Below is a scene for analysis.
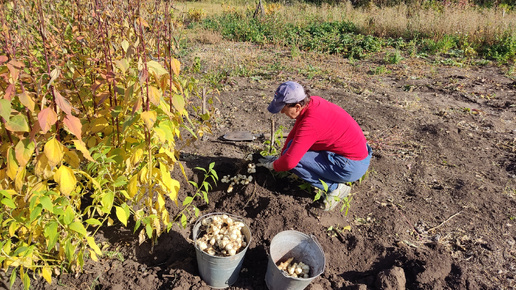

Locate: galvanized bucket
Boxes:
[193,212,252,289]
[265,230,325,290]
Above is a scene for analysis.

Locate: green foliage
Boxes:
[260,125,287,156]
[199,2,516,62]
[371,65,391,75]
[180,162,218,228]
[0,0,213,287]
[385,50,404,64]
[202,13,380,60]
[484,33,516,62]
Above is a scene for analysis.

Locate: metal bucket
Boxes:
[265,230,325,290]
[192,212,252,289]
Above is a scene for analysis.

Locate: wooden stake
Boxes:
[269,118,275,153]
[253,0,265,18]
[202,88,206,115]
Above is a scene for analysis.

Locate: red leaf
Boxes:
[38,107,57,133]
[63,114,82,140]
[0,55,8,65]
[54,89,72,115]
[4,84,15,101]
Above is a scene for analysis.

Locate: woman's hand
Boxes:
[257,156,277,170]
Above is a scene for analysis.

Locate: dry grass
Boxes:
[177,1,516,43]
[360,4,516,42]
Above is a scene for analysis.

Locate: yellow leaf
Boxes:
[160,164,179,204]
[30,182,48,196]
[73,139,95,162]
[170,58,181,76]
[160,148,177,163]
[147,60,168,77]
[90,250,98,262]
[137,17,149,28]
[41,266,52,284]
[86,236,102,255]
[115,206,128,226]
[18,91,35,112]
[15,139,35,168]
[139,167,148,184]
[87,117,109,134]
[128,175,138,198]
[129,147,144,167]
[121,40,130,52]
[44,137,64,168]
[115,59,129,74]
[63,149,80,168]
[138,229,146,245]
[9,222,18,236]
[153,215,161,235]
[5,114,29,132]
[87,136,98,148]
[153,127,167,144]
[172,94,185,113]
[167,179,180,203]
[6,147,18,180]
[15,167,26,192]
[54,165,77,195]
[147,86,161,106]
[157,193,165,210]
[141,110,157,130]
[34,154,53,179]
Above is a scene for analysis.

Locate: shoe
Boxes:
[323,183,351,211]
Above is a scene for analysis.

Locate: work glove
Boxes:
[257,156,277,170]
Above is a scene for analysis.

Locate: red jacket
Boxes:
[273,96,368,172]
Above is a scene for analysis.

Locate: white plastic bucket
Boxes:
[192,212,252,289]
[265,230,325,290]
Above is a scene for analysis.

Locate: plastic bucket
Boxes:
[192,212,252,289]
[265,230,325,290]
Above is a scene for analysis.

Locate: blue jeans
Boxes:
[284,141,373,191]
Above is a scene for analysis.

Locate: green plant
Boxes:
[372,65,391,75]
[193,56,202,73]
[176,162,218,228]
[310,180,352,214]
[104,248,125,262]
[290,44,301,58]
[386,50,404,64]
[326,224,351,238]
[260,125,287,156]
[299,64,322,79]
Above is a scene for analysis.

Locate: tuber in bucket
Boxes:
[265,230,325,290]
[193,212,252,289]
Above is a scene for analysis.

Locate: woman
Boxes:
[258,81,372,211]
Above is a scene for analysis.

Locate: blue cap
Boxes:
[267,81,307,114]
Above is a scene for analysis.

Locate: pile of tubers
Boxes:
[277,257,310,278]
[195,214,247,257]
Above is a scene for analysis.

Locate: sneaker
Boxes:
[323,183,351,211]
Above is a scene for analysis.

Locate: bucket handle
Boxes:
[309,234,326,273]
[309,234,323,251]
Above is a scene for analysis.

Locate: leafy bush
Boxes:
[0,0,214,288]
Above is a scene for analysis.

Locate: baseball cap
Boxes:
[267,81,307,114]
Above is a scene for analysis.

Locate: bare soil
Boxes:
[8,40,516,290]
